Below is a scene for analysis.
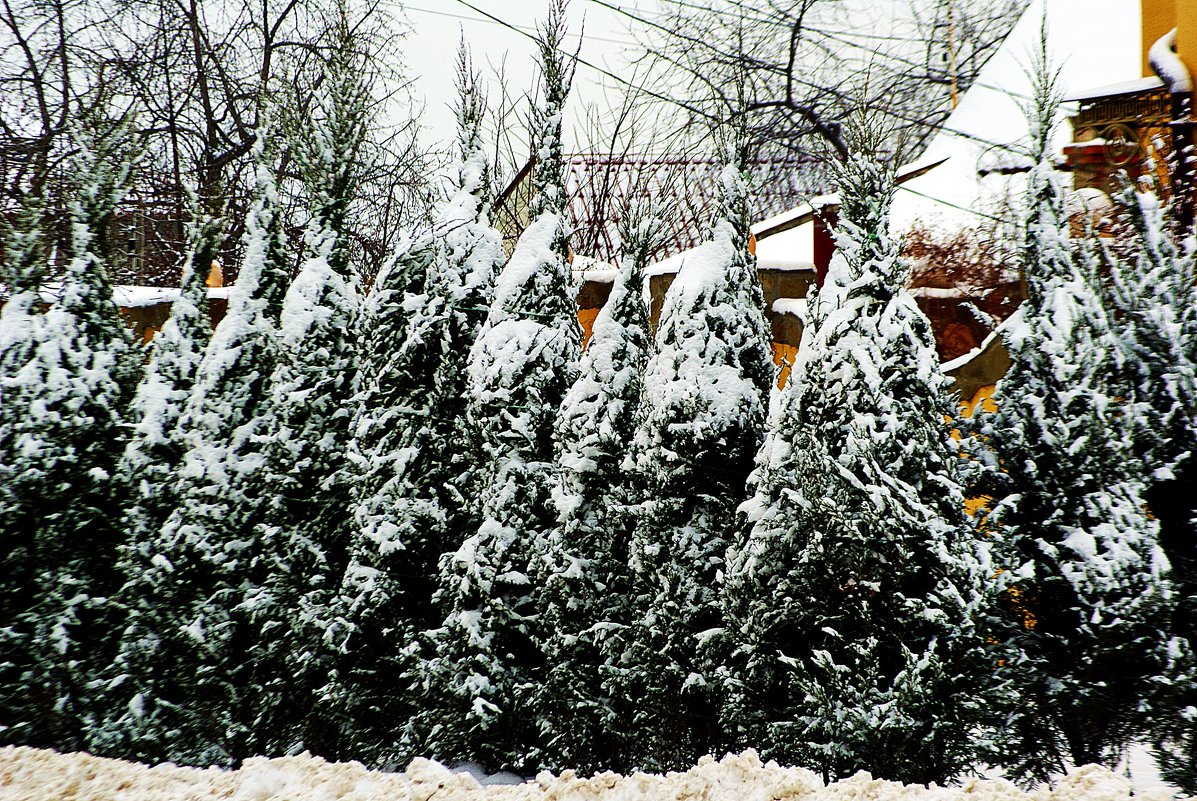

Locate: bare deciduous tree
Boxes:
[606,0,1025,182]
[1,0,437,288]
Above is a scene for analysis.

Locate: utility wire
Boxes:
[585,0,1031,157]
[451,0,733,138]
[406,4,638,47]
[458,0,1038,226]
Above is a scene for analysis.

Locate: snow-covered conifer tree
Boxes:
[0,191,49,520]
[0,117,141,749]
[324,43,505,765]
[96,126,290,766]
[0,192,51,746]
[117,193,222,558]
[243,12,378,755]
[966,49,1176,780]
[719,113,1002,784]
[407,1,581,772]
[1102,178,1197,792]
[1105,183,1197,479]
[533,201,659,772]
[617,128,774,771]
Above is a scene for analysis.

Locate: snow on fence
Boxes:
[0,747,1179,801]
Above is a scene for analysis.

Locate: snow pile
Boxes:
[0,747,1179,801]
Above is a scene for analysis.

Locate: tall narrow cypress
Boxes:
[617,130,774,771]
[0,119,141,750]
[534,202,659,773]
[100,127,290,766]
[323,43,504,764]
[967,47,1176,780]
[720,114,1003,784]
[408,1,581,772]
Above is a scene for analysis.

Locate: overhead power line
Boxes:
[451,0,1042,227]
[405,4,637,47]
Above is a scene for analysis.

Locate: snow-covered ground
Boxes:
[0,747,1182,801]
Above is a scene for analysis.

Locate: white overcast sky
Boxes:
[397,0,660,153]
[393,0,947,159]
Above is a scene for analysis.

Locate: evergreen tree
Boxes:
[244,12,372,757]
[719,114,1002,784]
[0,118,141,750]
[407,1,580,772]
[325,43,504,765]
[0,191,52,746]
[533,202,659,773]
[1102,182,1197,791]
[117,192,222,561]
[618,130,774,771]
[0,190,49,538]
[0,186,47,296]
[97,127,290,766]
[966,50,1176,780]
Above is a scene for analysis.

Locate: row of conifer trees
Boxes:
[2,7,1197,787]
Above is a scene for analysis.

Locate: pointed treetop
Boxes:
[241,116,290,325]
[529,0,577,220]
[289,2,374,279]
[618,195,662,288]
[67,110,141,237]
[455,40,487,167]
[825,111,903,297]
[709,120,754,253]
[1024,19,1064,169]
[1,191,47,293]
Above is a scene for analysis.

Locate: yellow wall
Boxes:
[1179,0,1197,72]
[1142,0,1197,80]
[1143,0,1175,76]
[578,308,600,348]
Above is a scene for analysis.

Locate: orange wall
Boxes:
[1143,0,1197,80]
[1180,0,1197,73]
[1144,0,1175,76]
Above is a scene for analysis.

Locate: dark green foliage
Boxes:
[96,132,290,766]
[244,15,374,756]
[323,44,504,765]
[720,116,1002,784]
[0,119,141,750]
[533,204,658,773]
[1099,183,1197,792]
[616,133,774,772]
[118,196,223,564]
[408,4,581,772]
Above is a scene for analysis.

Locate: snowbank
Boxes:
[0,747,1179,801]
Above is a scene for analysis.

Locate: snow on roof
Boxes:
[646,247,814,278]
[574,268,618,284]
[749,160,946,242]
[760,259,816,273]
[646,210,819,278]
[1066,75,1165,102]
[117,286,232,306]
[29,284,233,307]
[772,297,808,317]
[750,194,838,238]
[572,255,618,284]
[113,286,182,307]
[646,247,691,278]
[941,319,1008,373]
[889,0,1141,232]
